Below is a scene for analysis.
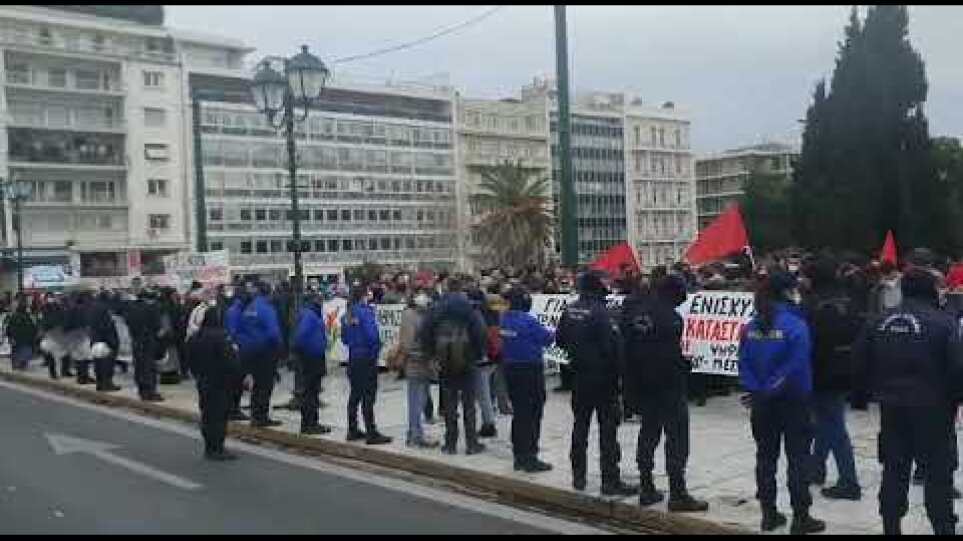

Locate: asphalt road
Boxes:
[0,381,603,535]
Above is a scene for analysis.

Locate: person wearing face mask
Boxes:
[398,289,438,448]
[853,268,963,536]
[341,285,392,445]
[226,281,283,427]
[293,292,331,436]
[621,273,709,512]
[738,270,824,534]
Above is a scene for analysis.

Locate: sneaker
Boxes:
[366,432,392,445]
[228,411,250,422]
[639,485,665,507]
[441,445,457,455]
[251,419,283,428]
[790,514,826,535]
[821,483,861,501]
[465,442,486,455]
[346,429,367,442]
[761,509,787,532]
[601,481,640,497]
[668,493,709,512]
[300,425,332,435]
[573,478,587,492]
[478,424,497,438]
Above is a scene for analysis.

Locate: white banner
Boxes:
[322,300,406,368]
[163,250,231,289]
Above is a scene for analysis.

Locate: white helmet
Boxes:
[91,342,112,359]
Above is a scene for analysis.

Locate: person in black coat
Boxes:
[620,274,708,512]
[6,297,37,371]
[87,292,120,392]
[123,291,164,402]
[187,305,241,461]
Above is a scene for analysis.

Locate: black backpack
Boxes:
[434,320,472,378]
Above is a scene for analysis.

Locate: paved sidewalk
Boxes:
[3,357,962,535]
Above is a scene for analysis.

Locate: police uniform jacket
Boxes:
[556,293,622,391]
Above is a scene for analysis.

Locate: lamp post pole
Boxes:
[14,190,23,295]
[555,5,578,268]
[283,86,304,305]
[192,90,208,253]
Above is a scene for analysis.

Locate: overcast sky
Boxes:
[167,5,963,153]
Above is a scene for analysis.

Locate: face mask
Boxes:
[413,294,430,308]
[787,289,802,305]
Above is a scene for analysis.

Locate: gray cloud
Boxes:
[167,5,963,153]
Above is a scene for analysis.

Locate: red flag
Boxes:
[684,203,749,265]
[590,242,640,276]
[880,230,898,266]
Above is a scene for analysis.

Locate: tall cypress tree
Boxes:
[793,5,936,254]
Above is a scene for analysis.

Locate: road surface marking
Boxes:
[4,380,609,535]
[45,433,203,491]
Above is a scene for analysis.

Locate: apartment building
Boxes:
[455,94,552,272]
[189,73,460,283]
[695,142,797,230]
[0,5,219,289]
[624,102,696,266]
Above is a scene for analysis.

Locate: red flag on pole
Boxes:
[880,230,898,266]
[590,242,640,277]
[684,203,750,265]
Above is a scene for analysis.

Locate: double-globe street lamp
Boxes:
[1,176,32,295]
[249,45,330,309]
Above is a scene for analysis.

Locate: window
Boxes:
[240,209,252,221]
[634,126,640,145]
[269,209,282,221]
[144,108,166,127]
[209,241,223,251]
[314,240,325,252]
[209,208,223,221]
[8,62,30,84]
[650,126,658,146]
[149,214,170,230]
[143,70,164,88]
[341,209,351,222]
[368,210,377,222]
[674,129,681,148]
[313,209,324,221]
[145,143,170,161]
[326,209,338,222]
[271,240,283,253]
[75,70,100,90]
[48,68,66,88]
[342,239,353,252]
[659,127,665,147]
[255,209,266,221]
[256,240,268,254]
[240,241,252,254]
[147,179,168,197]
[328,239,339,252]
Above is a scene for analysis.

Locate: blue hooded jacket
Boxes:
[738,302,813,399]
[340,302,381,363]
[293,302,327,361]
[500,310,555,366]
[226,295,282,356]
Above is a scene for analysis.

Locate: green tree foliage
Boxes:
[470,160,553,269]
[932,137,963,256]
[793,6,945,254]
[742,170,793,254]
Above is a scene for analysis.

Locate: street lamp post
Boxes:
[2,176,32,294]
[250,45,330,311]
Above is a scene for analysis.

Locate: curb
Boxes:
[0,370,750,535]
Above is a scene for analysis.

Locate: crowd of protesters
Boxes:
[4,246,963,535]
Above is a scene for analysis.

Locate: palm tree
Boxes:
[470,160,553,269]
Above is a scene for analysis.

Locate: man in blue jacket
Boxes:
[226,281,283,428]
[293,293,331,436]
[341,286,391,445]
[738,270,824,534]
[500,286,555,473]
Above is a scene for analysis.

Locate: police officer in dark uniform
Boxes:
[853,268,963,535]
[123,290,164,402]
[621,274,709,511]
[556,270,638,496]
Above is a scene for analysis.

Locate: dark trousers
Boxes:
[505,363,545,462]
[750,396,812,513]
[197,378,229,455]
[292,354,305,403]
[94,354,116,390]
[133,343,158,397]
[347,360,379,432]
[441,370,478,448]
[558,363,574,390]
[299,356,324,429]
[878,404,956,534]
[248,352,278,422]
[637,390,690,492]
[76,359,92,381]
[45,352,71,379]
[570,383,622,486]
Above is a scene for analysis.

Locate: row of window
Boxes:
[208,206,453,226]
[632,152,690,178]
[203,171,455,197]
[631,124,687,149]
[201,139,454,175]
[636,182,691,208]
[463,111,545,134]
[697,177,744,195]
[213,234,453,255]
[202,108,452,148]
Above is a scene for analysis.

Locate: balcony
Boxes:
[0,26,176,64]
[3,71,125,96]
[7,111,125,134]
[8,128,126,168]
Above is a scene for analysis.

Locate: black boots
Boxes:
[638,475,664,507]
[668,492,709,513]
[601,480,640,497]
[883,516,901,536]
[761,507,787,532]
[790,511,826,535]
